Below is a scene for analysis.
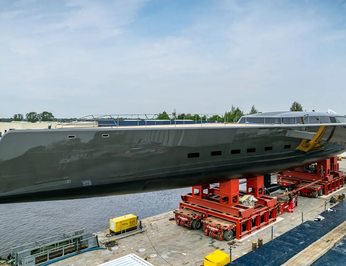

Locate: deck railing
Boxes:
[56,113,230,128]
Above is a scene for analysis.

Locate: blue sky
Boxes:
[1,0,346,117]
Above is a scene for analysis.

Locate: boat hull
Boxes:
[0,124,345,203]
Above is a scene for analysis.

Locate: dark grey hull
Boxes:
[0,124,345,203]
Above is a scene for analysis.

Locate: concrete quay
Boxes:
[51,186,346,266]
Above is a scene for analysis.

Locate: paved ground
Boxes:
[52,180,346,265]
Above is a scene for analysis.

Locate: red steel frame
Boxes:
[278,157,344,197]
[175,157,345,240]
[177,175,277,240]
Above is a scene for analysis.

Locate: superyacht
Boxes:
[0,111,345,203]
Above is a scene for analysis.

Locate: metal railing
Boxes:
[56,113,231,128]
[10,229,85,256]
[10,229,98,266]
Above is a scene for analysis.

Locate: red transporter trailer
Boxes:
[174,157,345,241]
[278,157,344,197]
[174,176,277,241]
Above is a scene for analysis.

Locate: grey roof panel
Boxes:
[243,111,332,118]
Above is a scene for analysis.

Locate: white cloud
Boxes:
[0,0,346,117]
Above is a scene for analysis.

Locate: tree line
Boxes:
[157,105,253,123]
[157,101,303,122]
[10,101,303,123]
[13,111,55,122]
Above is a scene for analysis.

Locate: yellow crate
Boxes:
[204,250,230,266]
[109,214,138,234]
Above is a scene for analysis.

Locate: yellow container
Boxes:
[204,250,230,266]
[109,214,138,234]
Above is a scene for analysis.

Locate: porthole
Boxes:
[187,152,200,158]
[231,149,241,154]
[211,151,222,156]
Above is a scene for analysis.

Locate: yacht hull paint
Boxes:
[0,124,345,203]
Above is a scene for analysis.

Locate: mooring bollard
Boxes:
[258,238,263,247]
[252,241,257,251]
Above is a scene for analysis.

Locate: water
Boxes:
[312,237,346,266]
[0,187,190,256]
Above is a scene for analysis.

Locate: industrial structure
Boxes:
[9,230,98,266]
[174,156,345,241]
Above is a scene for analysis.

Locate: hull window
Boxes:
[336,116,346,123]
[188,152,200,158]
[211,151,222,156]
[309,116,320,123]
[247,148,256,153]
[282,117,295,124]
[231,149,241,154]
[247,117,265,124]
[68,135,76,139]
[102,134,110,138]
[264,146,273,151]
[320,116,331,123]
[264,118,281,124]
[284,144,291,149]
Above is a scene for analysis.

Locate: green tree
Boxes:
[224,106,244,122]
[40,111,55,121]
[177,113,185,119]
[209,114,223,122]
[250,105,258,114]
[191,114,201,121]
[157,111,170,120]
[177,113,194,120]
[26,112,39,122]
[13,113,24,121]
[290,101,303,111]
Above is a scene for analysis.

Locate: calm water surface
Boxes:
[0,187,190,256]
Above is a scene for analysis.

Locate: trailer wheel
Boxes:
[223,230,234,241]
[191,219,202,230]
[312,191,318,198]
[318,190,323,196]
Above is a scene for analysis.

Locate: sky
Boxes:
[1,0,346,118]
